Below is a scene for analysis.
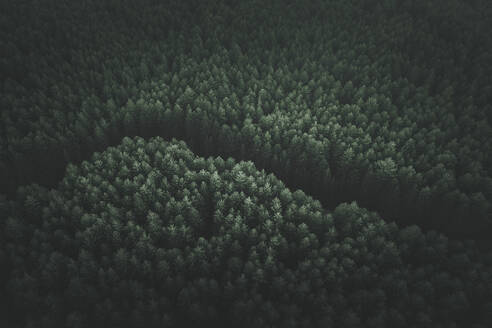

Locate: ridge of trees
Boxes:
[2,136,492,327]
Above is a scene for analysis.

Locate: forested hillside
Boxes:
[1,0,492,327]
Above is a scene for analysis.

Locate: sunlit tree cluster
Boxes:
[2,137,492,327]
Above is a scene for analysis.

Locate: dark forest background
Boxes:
[1,0,492,327]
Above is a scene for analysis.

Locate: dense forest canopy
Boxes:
[1,0,492,327]
[2,137,492,327]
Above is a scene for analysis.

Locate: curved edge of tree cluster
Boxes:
[2,136,492,328]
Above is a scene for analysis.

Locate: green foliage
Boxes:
[1,0,491,238]
[1,0,492,326]
[2,137,492,327]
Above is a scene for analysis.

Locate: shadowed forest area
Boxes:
[1,0,492,327]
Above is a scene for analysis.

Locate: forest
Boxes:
[1,0,492,327]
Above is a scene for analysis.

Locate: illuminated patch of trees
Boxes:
[2,137,491,327]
